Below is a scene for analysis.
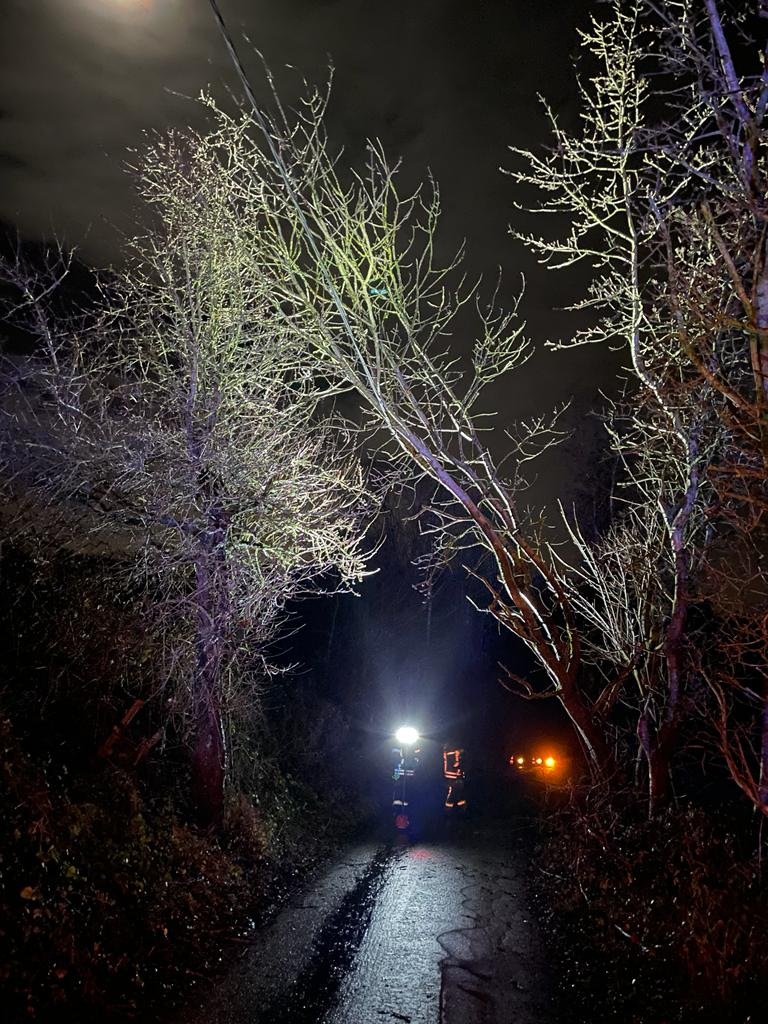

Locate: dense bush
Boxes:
[0,701,371,1023]
[0,548,374,1022]
[1,716,239,1020]
[534,785,766,1022]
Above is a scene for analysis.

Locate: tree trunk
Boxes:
[190,503,229,829]
[647,740,672,813]
[559,680,615,778]
[191,697,226,828]
[760,677,768,812]
[642,457,695,815]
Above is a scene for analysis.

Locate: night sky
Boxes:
[0,0,610,751]
[0,1,613,409]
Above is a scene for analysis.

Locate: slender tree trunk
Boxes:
[646,742,672,812]
[647,551,688,812]
[191,695,226,828]
[756,260,768,404]
[754,248,768,478]
[559,677,614,778]
[760,676,768,811]
[190,509,229,828]
[638,549,688,815]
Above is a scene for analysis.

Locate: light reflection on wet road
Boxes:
[177,806,553,1024]
[330,840,469,1024]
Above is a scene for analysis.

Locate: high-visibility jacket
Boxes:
[443,748,465,780]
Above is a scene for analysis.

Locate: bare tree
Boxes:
[141,89,620,773]
[508,0,768,810]
[0,129,377,825]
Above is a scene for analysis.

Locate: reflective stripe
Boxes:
[443,749,464,778]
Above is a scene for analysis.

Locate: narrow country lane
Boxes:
[176,795,554,1024]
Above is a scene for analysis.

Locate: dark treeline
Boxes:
[2,1,768,1021]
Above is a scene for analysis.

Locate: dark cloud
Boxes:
[0,151,26,171]
[1,1,590,252]
[0,0,616,451]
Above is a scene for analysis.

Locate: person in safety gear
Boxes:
[443,742,467,812]
[392,743,420,829]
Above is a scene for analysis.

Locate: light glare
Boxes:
[395,726,419,746]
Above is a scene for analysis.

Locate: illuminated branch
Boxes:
[0,141,379,824]
[508,0,768,811]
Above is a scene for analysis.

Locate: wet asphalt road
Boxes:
[177,790,554,1024]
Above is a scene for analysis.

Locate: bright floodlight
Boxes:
[395,726,419,746]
